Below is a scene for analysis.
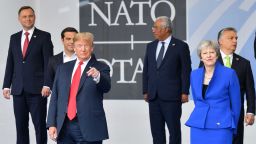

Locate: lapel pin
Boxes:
[172,43,176,46]
[33,35,37,38]
[236,58,239,61]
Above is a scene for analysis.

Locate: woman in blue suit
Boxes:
[186,40,241,144]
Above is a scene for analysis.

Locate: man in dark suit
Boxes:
[2,6,53,144]
[45,27,78,89]
[143,16,191,144]
[199,27,255,144]
[218,27,255,144]
[47,32,111,144]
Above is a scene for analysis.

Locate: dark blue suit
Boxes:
[143,37,191,144]
[3,28,53,144]
[45,52,63,89]
[47,55,110,142]
[186,62,241,144]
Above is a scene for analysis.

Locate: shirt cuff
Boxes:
[246,113,254,116]
[43,86,50,89]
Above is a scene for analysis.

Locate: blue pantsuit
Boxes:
[186,62,241,144]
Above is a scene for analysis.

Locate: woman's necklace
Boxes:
[204,73,213,80]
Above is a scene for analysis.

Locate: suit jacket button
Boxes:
[22,61,25,63]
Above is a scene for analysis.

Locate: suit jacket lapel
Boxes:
[151,41,158,69]
[207,61,220,91]
[218,52,239,68]
[78,55,97,92]
[231,53,239,69]
[159,37,176,68]
[57,52,64,64]
[65,61,75,99]
[197,67,204,100]
[16,31,23,59]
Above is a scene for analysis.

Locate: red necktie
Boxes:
[23,32,30,58]
[67,61,83,120]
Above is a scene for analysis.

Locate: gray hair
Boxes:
[155,16,173,33]
[197,40,219,59]
[217,27,237,42]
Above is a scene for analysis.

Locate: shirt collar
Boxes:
[220,49,233,59]
[160,35,172,45]
[75,56,91,66]
[63,51,76,59]
[22,27,35,35]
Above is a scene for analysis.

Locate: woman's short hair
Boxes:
[197,40,219,59]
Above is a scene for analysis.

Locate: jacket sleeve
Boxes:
[46,66,60,128]
[180,43,192,94]
[229,70,241,134]
[245,61,255,114]
[142,44,149,94]
[96,63,111,93]
[3,36,14,89]
[45,57,55,89]
[43,33,54,86]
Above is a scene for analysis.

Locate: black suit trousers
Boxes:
[233,108,245,144]
[149,96,182,144]
[13,91,47,144]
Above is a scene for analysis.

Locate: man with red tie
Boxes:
[2,6,53,144]
[47,32,111,144]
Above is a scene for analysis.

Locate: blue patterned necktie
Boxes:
[157,42,165,68]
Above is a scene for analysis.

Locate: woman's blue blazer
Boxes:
[186,61,241,134]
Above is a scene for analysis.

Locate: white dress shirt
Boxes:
[63,52,77,63]
[156,35,172,60]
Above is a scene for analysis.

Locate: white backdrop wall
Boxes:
[0,0,255,144]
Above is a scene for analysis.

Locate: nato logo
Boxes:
[79,0,186,99]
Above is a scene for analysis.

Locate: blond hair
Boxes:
[74,32,94,46]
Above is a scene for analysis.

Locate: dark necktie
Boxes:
[157,42,165,68]
[23,32,30,58]
[67,61,83,120]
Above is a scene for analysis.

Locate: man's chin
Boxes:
[153,36,159,39]
[232,47,237,52]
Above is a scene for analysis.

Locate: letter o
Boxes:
[151,0,176,22]
[97,58,113,77]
